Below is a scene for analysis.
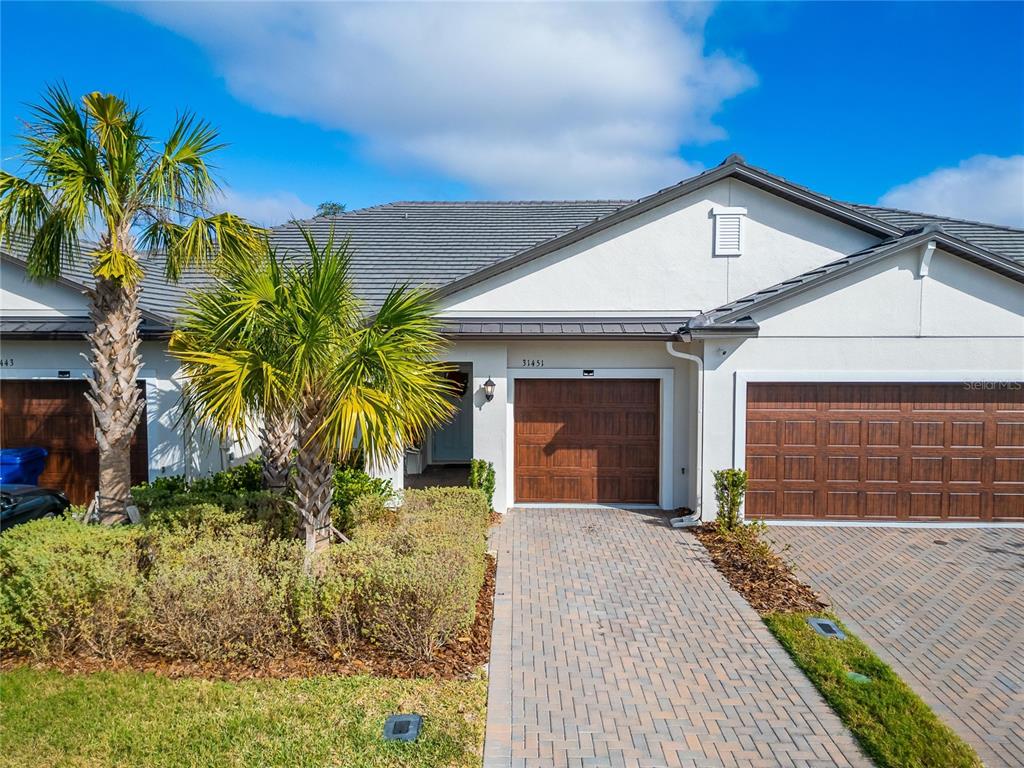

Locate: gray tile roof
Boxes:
[442,317,687,339]
[852,204,1024,263]
[268,200,631,306]
[3,158,1021,334]
[695,228,1024,329]
[1,240,209,322]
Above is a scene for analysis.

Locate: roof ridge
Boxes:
[852,203,1024,233]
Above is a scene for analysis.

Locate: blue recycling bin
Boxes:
[0,447,49,485]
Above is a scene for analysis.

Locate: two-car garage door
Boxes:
[746,382,1024,522]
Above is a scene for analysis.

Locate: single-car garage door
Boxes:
[746,382,1024,522]
[0,380,149,505]
[515,378,659,504]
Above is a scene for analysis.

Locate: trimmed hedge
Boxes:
[139,526,303,660]
[0,487,490,663]
[0,518,142,658]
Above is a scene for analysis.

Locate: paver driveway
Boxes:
[484,508,868,768]
[768,526,1024,768]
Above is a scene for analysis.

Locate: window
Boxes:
[712,206,746,256]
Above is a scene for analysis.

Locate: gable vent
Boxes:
[712,206,747,256]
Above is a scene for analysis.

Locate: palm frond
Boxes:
[145,112,224,210]
[0,172,50,242]
[145,212,263,281]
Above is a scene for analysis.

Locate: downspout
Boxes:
[665,338,703,528]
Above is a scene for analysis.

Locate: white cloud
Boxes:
[125,2,755,198]
[213,188,315,227]
[879,155,1024,228]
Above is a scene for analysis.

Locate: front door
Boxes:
[431,369,473,462]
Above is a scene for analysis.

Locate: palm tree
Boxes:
[170,229,456,552]
[0,86,263,516]
[170,251,295,492]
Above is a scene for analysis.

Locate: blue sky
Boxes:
[2,1,1022,226]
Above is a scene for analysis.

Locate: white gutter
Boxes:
[665,340,704,528]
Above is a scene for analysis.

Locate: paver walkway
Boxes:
[768,526,1024,768]
[484,508,868,767]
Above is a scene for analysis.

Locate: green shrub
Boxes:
[357,542,482,659]
[133,459,297,538]
[712,468,748,532]
[352,488,488,659]
[331,466,393,535]
[296,546,365,659]
[143,503,245,534]
[468,459,496,511]
[0,518,141,658]
[138,526,302,661]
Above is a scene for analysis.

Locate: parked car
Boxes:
[0,484,70,531]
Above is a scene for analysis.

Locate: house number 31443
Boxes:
[521,358,544,368]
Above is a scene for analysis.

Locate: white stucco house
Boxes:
[2,156,1023,523]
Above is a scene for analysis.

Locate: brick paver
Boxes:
[768,526,1024,768]
[484,508,868,768]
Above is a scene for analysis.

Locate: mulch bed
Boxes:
[1,555,496,683]
[692,523,827,615]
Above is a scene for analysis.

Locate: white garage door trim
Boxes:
[506,368,674,510]
[733,369,1024,528]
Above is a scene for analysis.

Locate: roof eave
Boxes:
[705,230,1024,326]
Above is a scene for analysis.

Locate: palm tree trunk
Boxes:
[261,406,294,492]
[295,398,334,554]
[84,272,145,519]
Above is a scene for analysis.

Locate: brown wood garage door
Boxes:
[745,382,1024,522]
[514,378,659,504]
[0,380,149,505]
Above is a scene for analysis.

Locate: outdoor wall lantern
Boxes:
[483,377,496,402]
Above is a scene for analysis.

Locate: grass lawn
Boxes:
[764,612,981,768]
[0,667,486,768]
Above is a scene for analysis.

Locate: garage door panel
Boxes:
[995,458,1024,483]
[826,455,859,482]
[781,490,817,516]
[993,494,1024,520]
[949,493,983,518]
[746,381,1024,522]
[514,378,659,505]
[623,444,657,470]
[826,491,859,518]
[782,455,816,481]
[746,419,778,447]
[866,456,899,482]
[909,493,943,518]
[949,457,983,483]
[950,421,985,447]
[912,421,946,447]
[995,422,1024,448]
[866,420,900,447]
[826,420,860,447]
[746,454,777,481]
[783,420,816,446]
[863,492,898,518]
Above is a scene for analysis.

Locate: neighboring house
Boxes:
[2,155,1022,522]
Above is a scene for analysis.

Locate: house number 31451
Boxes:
[521,358,544,368]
